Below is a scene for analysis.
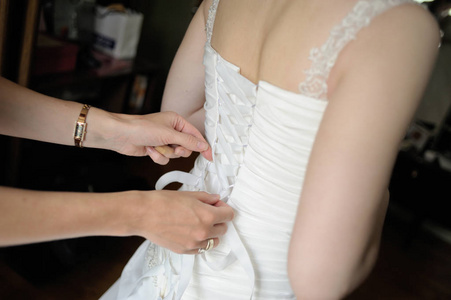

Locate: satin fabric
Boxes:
[100,0,414,299]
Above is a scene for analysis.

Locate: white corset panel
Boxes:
[99,1,419,299]
[179,45,328,299]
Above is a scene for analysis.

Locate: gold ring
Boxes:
[205,238,214,251]
[198,238,215,254]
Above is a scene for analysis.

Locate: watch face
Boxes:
[75,122,86,139]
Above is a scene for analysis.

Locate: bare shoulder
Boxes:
[367,3,440,75]
[334,2,441,82]
[375,3,440,48]
[329,2,441,108]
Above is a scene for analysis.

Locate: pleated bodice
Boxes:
[100,1,417,299]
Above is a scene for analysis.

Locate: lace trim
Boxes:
[299,0,414,101]
[206,0,220,44]
[205,0,415,101]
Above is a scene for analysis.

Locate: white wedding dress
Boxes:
[101,0,415,299]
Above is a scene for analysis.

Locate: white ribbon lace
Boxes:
[155,165,256,299]
[153,53,257,297]
[107,1,421,299]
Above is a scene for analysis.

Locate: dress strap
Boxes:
[206,0,220,45]
[299,0,415,101]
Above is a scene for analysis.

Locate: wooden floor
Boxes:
[1,155,451,299]
[348,211,451,300]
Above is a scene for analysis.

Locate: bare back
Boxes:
[114,0,441,299]
[205,0,427,97]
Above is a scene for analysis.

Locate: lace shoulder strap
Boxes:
[299,0,415,101]
[206,0,220,45]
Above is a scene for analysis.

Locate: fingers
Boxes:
[173,114,206,141]
[191,192,234,223]
[148,145,193,163]
[201,237,219,251]
[184,237,221,255]
[208,238,220,250]
[213,199,230,207]
[155,112,213,161]
[153,145,193,161]
[183,193,231,255]
[211,222,228,237]
[170,115,213,161]
[147,191,232,255]
[195,192,221,205]
[200,148,213,161]
[173,145,193,158]
[154,145,178,158]
[177,133,213,161]
[211,205,235,223]
[154,145,173,155]
[172,131,212,160]
[146,146,169,165]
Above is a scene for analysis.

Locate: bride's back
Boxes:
[205,0,424,97]
[207,0,360,93]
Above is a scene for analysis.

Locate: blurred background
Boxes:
[0,0,450,299]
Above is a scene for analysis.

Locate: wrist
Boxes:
[102,190,146,237]
[73,104,91,147]
[115,191,153,236]
[82,107,123,151]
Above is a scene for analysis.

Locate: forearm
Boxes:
[161,105,206,135]
[0,77,118,149]
[0,186,233,254]
[0,186,137,246]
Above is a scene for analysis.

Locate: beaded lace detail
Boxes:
[205,0,414,101]
[206,0,220,44]
[299,0,414,101]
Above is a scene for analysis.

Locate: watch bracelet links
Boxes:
[74,104,91,148]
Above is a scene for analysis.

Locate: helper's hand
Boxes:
[109,111,212,164]
[131,190,233,254]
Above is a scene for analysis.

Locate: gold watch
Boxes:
[74,104,91,148]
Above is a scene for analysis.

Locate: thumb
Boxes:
[194,192,221,205]
[172,131,213,161]
[171,115,213,160]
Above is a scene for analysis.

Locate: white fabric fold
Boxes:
[100,1,415,299]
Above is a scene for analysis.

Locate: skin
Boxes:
[0,187,232,254]
[161,0,440,298]
[0,76,234,254]
[0,77,213,164]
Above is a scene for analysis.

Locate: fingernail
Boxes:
[146,146,155,154]
[175,149,185,156]
[197,141,208,151]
